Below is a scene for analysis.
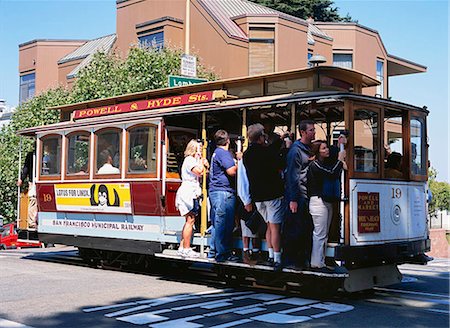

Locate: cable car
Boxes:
[18,66,430,292]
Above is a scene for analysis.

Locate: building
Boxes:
[0,100,14,128]
[18,0,426,102]
[18,39,87,103]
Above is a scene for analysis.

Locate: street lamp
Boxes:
[309,54,327,67]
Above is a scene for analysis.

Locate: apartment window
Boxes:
[307,52,313,68]
[333,54,353,69]
[19,73,35,104]
[138,31,164,49]
[249,27,275,75]
[376,60,384,97]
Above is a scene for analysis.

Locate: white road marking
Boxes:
[172,299,232,311]
[232,293,284,301]
[401,276,418,283]
[374,287,449,299]
[265,297,317,306]
[201,301,233,309]
[83,301,138,312]
[209,319,253,328]
[105,304,152,317]
[311,311,338,318]
[426,309,450,315]
[251,313,312,324]
[0,318,34,328]
[94,291,355,326]
[149,315,204,328]
[278,306,310,314]
[117,310,171,325]
[204,304,262,317]
[311,302,354,312]
[234,307,267,315]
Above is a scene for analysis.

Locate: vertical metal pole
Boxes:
[185,0,190,55]
[200,112,208,256]
[290,103,296,138]
[16,137,22,226]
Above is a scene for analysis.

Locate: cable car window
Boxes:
[96,129,121,175]
[166,128,197,179]
[67,133,90,175]
[128,126,157,174]
[41,136,61,176]
[354,110,378,173]
[384,109,403,179]
[410,117,426,175]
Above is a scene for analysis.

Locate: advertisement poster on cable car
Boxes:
[54,183,132,214]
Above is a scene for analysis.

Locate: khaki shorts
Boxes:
[255,197,284,224]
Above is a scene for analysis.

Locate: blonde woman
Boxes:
[175,139,208,257]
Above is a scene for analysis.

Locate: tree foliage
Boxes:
[70,46,216,103]
[0,88,69,221]
[249,0,353,22]
[428,168,450,215]
[0,45,217,222]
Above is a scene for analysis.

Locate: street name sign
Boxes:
[168,75,207,87]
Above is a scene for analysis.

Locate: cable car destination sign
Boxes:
[73,90,225,120]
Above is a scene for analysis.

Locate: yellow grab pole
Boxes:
[200,112,208,255]
[242,108,248,151]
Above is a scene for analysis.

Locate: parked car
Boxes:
[0,223,42,249]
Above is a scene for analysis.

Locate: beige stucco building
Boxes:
[18,0,426,103]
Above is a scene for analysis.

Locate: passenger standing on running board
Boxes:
[242,124,285,270]
[17,142,37,229]
[284,120,316,269]
[175,139,209,258]
[209,130,240,263]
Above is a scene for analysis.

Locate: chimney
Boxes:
[306,16,314,23]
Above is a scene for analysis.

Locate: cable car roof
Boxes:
[18,90,427,136]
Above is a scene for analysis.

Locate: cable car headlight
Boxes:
[391,204,401,225]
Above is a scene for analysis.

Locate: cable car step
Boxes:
[154,252,348,278]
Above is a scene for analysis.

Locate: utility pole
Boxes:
[185,0,190,55]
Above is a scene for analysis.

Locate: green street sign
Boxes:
[168,75,207,88]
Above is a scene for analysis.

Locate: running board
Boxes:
[153,252,348,278]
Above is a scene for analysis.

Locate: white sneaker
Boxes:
[177,246,184,256]
[182,248,200,258]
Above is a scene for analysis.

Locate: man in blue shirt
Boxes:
[209,130,239,262]
[284,120,316,268]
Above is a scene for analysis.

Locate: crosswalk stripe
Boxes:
[0,318,34,328]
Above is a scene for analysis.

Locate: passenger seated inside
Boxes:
[385,152,403,179]
[98,149,120,174]
[41,144,57,175]
[129,144,147,171]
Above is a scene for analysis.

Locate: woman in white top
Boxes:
[175,139,208,257]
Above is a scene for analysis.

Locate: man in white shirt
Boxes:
[98,149,120,174]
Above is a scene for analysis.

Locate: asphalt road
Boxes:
[0,246,448,328]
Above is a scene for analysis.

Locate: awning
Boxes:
[387,54,427,77]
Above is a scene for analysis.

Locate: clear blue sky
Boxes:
[0,0,448,181]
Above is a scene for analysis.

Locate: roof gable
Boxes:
[197,0,330,44]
